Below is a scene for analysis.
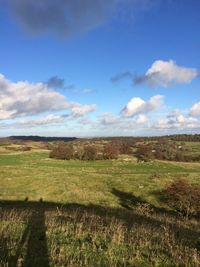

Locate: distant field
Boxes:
[1,150,200,266]
[177,142,200,159]
[1,151,200,206]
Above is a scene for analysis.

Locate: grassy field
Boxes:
[1,150,200,266]
[181,141,200,158]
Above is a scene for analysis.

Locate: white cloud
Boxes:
[97,112,149,133]
[135,114,148,124]
[19,114,65,128]
[70,103,96,117]
[0,73,96,120]
[0,114,65,129]
[0,73,68,119]
[154,111,199,130]
[135,60,198,87]
[121,95,163,117]
[190,102,200,117]
[99,112,120,125]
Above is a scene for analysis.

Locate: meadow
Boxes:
[1,147,200,266]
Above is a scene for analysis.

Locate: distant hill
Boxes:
[8,136,77,142]
[0,134,199,143]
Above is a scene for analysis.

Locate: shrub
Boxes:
[74,147,85,160]
[135,145,154,162]
[160,179,200,218]
[103,143,119,159]
[49,143,74,160]
[109,140,133,155]
[21,146,31,151]
[82,146,98,160]
[118,142,132,155]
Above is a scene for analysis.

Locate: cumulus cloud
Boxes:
[99,113,120,126]
[134,60,198,87]
[70,103,96,117]
[121,95,164,117]
[98,112,149,133]
[0,73,96,120]
[0,73,68,120]
[154,111,200,130]
[190,102,200,117]
[135,114,148,124]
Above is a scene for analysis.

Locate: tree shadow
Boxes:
[110,188,200,251]
[111,188,176,216]
[111,188,146,210]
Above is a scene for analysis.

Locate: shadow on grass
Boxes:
[111,188,174,216]
[111,188,147,210]
[0,202,49,267]
[0,195,199,266]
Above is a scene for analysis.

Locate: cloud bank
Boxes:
[0,73,96,120]
[154,113,199,130]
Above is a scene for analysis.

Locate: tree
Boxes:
[49,143,74,160]
[135,144,154,162]
[103,143,119,159]
[82,146,98,160]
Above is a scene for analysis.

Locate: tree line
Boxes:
[49,139,200,162]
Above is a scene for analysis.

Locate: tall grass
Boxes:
[1,200,200,267]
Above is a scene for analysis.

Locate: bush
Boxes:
[110,140,132,155]
[82,146,98,160]
[21,146,31,151]
[74,147,85,160]
[135,145,154,162]
[49,143,74,160]
[103,143,119,159]
[160,180,200,218]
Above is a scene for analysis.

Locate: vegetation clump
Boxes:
[82,146,98,160]
[48,138,200,163]
[103,142,119,159]
[135,140,200,162]
[49,142,74,160]
[160,179,200,218]
[135,144,155,162]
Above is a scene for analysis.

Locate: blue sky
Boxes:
[0,0,199,137]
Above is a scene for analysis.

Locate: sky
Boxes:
[0,0,200,137]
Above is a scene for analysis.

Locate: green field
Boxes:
[1,151,200,266]
[1,151,200,205]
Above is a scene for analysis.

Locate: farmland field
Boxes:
[1,149,200,266]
